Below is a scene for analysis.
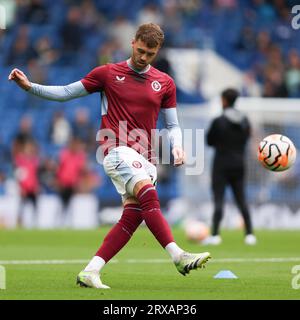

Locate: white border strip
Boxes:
[0,257,300,265]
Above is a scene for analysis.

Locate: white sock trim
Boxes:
[165,242,184,263]
[84,256,106,273]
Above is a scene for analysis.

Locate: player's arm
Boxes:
[161,77,185,166]
[161,108,185,167]
[8,68,88,102]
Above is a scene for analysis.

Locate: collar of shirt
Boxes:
[127,59,151,74]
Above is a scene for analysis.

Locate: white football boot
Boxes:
[76,270,110,289]
[175,251,211,276]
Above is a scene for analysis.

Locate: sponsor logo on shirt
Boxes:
[151,81,161,92]
[132,161,142,169]
[115,76,125,83]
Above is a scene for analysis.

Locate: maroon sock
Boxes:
[136,184,174,248]
[95,204,143,262]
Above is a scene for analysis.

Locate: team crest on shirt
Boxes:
[132,161,142,169]
[151,81,161,92]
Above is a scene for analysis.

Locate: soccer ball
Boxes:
[258,134,297,172]
[184,220,209,242]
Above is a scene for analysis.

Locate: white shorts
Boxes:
[103,146,157,201]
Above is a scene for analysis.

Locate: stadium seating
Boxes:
[0,0,299,206]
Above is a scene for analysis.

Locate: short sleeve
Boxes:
[161,77,176,109]
[81,65,110,93]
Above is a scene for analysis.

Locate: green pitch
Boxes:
[0,227,300,300]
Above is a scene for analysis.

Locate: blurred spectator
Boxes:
[12,115,34,158]
[96,40,125,66]
[251,0,276,24]
[273,6,293,43]
[14,139,40,227]
[60,6,83,53]
[285,49,300,97]
[77,166,101,194]
[179,0,202,15]
[5,25,37,66]
[72,108,95,150]
[27,59,48,84]
[262,69,288,98]
[267,45,285,72]
[137,3,163,26]
[0,172,5,195]
[16,0,48,25]
[38,158,57,194]
[96,41,113,65]
[256,30,271,56]
[252,31,271,80]
[34,36,61,66]
[214,0,237,10]
[161,0,183,47]
[235,26,256,52]
[109,16,137,54]
[80,0,103,32]
[0,29,4,46]
[49,111,72,147]
[0,137,11,186]
[56,137,87,223]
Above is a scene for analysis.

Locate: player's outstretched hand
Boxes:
[172,146,186,167]
[8,68,31,91]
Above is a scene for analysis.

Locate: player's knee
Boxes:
[125,175,152,198]
[133,179,153,197]
[136,184,160,212]
[123,197,139,206]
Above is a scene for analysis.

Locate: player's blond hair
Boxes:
[135,23,164,48]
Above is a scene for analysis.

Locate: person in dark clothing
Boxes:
[203,88,256,245]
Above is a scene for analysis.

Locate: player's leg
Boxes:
[93,201,143,263]
[229,171,256,245]
[17,194,26,228]
[77,201,143,289]
[202,168,226,245]
[211,168,226,236]
[77,147,145,288]
[28,192,38,228]
[58,186,73,227]
[133,179,211,276]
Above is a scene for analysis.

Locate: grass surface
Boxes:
[0,227,300,300]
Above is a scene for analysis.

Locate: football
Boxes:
[184,220,209,242]
[258,134,297,172]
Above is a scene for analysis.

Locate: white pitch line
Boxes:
[0,259,118,265]
[212,257,300,263]
[0,257,300,265]
[127,257,300,264]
